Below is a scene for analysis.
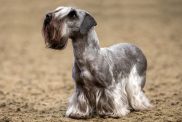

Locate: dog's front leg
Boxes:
[66,63,93,119]
[66,87,92,119]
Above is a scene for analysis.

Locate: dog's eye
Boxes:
[68,10,77,19]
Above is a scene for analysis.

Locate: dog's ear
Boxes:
[80,13,97,35]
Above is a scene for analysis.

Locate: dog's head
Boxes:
[42,6,97,50]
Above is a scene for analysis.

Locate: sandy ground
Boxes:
[0,0,182,122]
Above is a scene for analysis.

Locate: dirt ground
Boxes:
[0,0,182,122]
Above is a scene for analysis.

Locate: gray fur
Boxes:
[42,7,152,119]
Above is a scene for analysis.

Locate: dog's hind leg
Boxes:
[126,65,152,110]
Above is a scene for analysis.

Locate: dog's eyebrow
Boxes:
[53,8,63,13]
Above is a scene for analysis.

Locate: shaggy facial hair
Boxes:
[42,18,68,50]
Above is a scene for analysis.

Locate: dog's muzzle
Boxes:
[42,12,68,50]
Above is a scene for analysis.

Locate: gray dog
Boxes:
[42,6,152,119]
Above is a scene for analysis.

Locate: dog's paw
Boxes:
[66,111,90,119]
[98,107,130,118]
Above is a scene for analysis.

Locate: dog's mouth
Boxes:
[42,15,68,50]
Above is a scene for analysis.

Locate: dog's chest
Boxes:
[77,57,96,82]
[80,68,94,81]
[75,49,101,83]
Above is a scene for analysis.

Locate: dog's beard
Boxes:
[42,18,68,50]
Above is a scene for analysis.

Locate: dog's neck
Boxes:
[71,28,100,66]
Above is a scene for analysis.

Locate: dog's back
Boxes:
[100,43,147,83]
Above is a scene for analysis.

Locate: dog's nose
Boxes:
[46,13,52,20]
[44,13,53,25]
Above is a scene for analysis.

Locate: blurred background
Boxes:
[0,0,182,121]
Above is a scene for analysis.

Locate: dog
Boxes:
[42,6,152,119]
